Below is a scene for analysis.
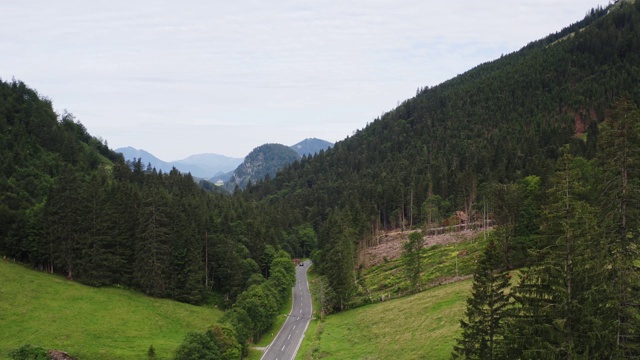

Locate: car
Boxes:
[299,263,304,266]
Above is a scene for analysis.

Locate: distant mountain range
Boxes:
[115,147,243,179]
[116,138,333,181]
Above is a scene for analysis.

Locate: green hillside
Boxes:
[297,279,472,360]
[0,259,222,360]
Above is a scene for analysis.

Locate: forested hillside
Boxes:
[247,4,639,230]
[225,143,300,191]
[243,0,640,323]
[0,78,304,357]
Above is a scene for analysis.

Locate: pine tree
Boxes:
[452,238,511,360]
[596,97,640,357]
[134,183,172,297]
[402,231,423,293]
[44,168,84,280]
[320,208,356,311]
[504,153,606,359]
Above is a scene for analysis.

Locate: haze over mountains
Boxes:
[115,138,332,180]
[115,146,243,179]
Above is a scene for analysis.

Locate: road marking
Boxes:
[288,334,291,339]
[282,345,286,351]
[293,325,296,330]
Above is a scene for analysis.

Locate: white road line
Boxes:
[288,334,292,339]
[281,345,285,351]
[293,325,296,330]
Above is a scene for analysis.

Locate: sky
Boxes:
[1,1,612,160]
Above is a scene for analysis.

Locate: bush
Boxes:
[174,325,242,360]
[8,344,48,360]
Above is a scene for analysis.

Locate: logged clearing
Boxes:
[362,228,485,268]
[297,279,471,360]
[0,260,222,360]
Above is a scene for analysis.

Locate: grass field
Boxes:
[297,278,471,360]
[0,259,222,360]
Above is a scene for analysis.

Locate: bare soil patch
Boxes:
[362,228,487,268]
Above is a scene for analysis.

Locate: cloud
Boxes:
[0,0,611,159]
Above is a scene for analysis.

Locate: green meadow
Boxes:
[297,279,471,360]
[0,260,222,360]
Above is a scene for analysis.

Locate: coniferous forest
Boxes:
[3,1,640,358]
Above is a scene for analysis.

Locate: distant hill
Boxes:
[115,147,243,178]
[290,138,333,157]
[116,146,176,173]
[226,143,300,191]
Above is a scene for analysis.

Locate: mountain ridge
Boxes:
[117,138,333,184]
[115,146,243,179]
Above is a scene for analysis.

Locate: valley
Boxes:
[2,1,640,359]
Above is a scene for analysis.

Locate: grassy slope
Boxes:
[355,231,487,305]
[297,233,489,359]
[298,279,471,360]
[0,260,222,360]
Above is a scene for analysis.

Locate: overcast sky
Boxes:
[1,1,612,160]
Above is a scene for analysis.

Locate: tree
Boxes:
[313,275,335,319]
[44,168,84,280]
[452,238,511,360]
[174,331,221,360]
[504,153,606,359]
[596,97,640,357]
[402,231,423,292]
[320,209,356,311]
[134,183,172,297]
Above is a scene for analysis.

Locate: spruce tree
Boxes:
[596,97,640,357]
[402,231,423,293]
[452,238,511,360]
[504,153,605,359]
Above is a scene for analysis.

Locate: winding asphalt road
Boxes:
[261,260,312,360]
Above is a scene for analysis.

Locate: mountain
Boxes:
[176,153,244,177]
[115,147,243,178]
[226,143,300,191]
[116,146,176,173]
[290,138,333,157]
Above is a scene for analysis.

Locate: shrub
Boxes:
[8,344,48,360]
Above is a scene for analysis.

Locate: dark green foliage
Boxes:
[173,325,242,360]
[8,344,48,360]
[452,239,511,360]
[503,153,609,359]
[596,96,640,357]
[147,345,156,360]
[174,331,221,360]
[316,208,357,311]
[402,232,423,292]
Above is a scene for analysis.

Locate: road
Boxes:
[261,260,312,360]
